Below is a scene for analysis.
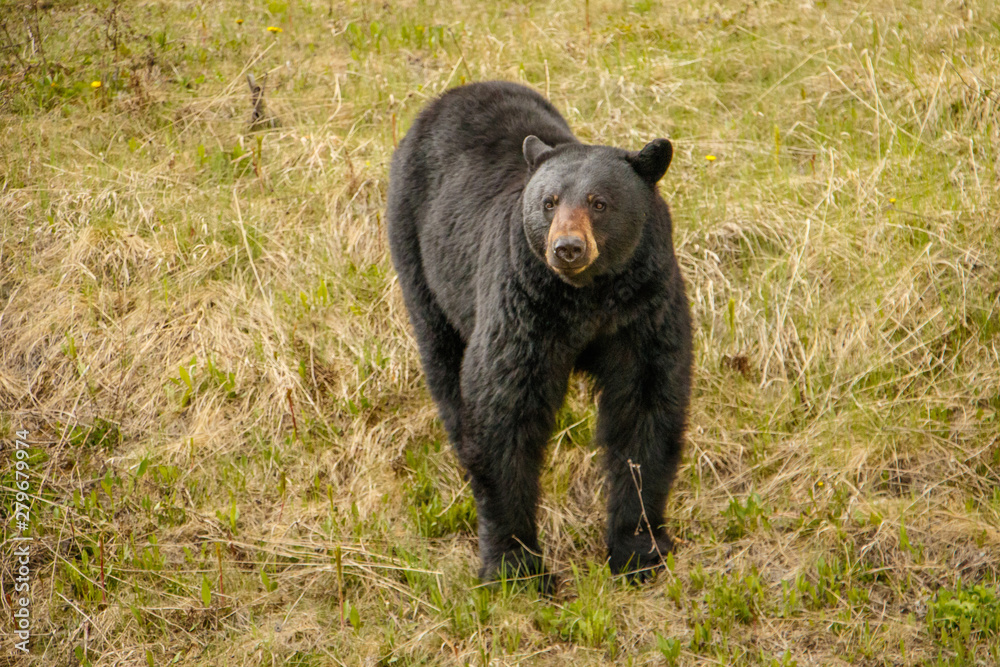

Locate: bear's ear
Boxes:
[627,138,673,185]
[523,135,553,169]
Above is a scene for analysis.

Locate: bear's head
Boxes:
[521,136,672,287]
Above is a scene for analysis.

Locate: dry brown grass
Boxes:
[1,0,999,665]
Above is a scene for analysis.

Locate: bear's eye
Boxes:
[543,197,556,210]
[592,199,607,211]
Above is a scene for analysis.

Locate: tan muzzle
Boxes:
[545,206,599,276]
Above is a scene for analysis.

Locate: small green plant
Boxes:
[551,402,596,448]
[535,564,617,653]
[656,633,682,665]
[723,492,770,539]
[344,600,362,629]
[704,569,766,630]
[665,575,684,609]
[68,418,122,450]
[404,441,476,538]
[74,646,94,667]
[215,493,240,534]
[199,575,211,607]
[769,650,798,667]
[168,356,238,407]
[690,621,712,652]
[171,361,196,407]
[536,598,615,650]
[196,142,253,181]
[795,557,852,611]
[690,563,707,592]
[781,577,802,617]
[63,547,102,603]
[260,566,278,593]
[449,586,493,637]
[928,583,1000,647]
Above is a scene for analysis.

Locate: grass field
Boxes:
[2,0,999,664]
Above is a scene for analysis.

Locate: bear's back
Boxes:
[391,82,577,216]
[388,82,580,337]
[420,81,575,171]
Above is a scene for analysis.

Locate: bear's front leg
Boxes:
[593,319,692,580]
[457,322,570,590]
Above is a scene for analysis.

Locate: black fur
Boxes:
[386,81,692,586]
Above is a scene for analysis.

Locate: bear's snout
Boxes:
[546,206,599,278]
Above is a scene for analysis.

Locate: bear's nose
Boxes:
[552,235,586,265]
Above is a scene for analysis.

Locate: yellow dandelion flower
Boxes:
[705,154,716,161]
[266,26,283,33]
[817,480,824,487]
[889,197,896,204]
[91,80,102,88]
[236,18,243,24]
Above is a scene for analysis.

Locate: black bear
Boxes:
[387,81,692,586]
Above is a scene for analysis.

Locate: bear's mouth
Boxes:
[551,264,595,287]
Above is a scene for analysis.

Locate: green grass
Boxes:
[2,0,999,665]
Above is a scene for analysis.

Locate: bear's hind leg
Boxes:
[408,298,465,443]
[389,233,465,445]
